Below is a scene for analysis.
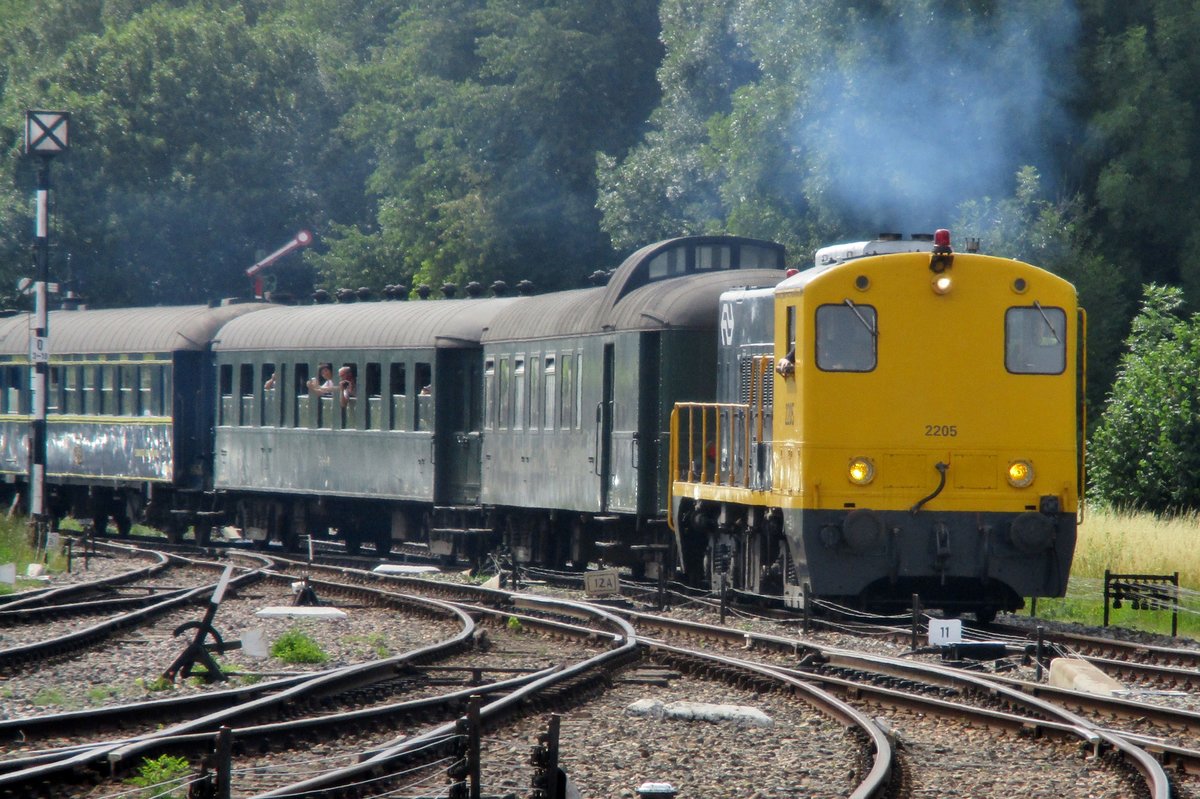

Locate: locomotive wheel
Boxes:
[114,515,133,537]
[92,514,109,536]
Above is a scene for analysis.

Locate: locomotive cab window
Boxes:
[1005,305,1066,374]
[816,303,876,372]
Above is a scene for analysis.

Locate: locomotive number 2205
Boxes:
[924,424,958,437]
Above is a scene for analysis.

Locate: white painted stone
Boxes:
[626,699,772,727]
[372,564,441,575]
[241,628,269,658]
[255,606,348,619]
[0,563,15,584]
[1048,657,1124,696]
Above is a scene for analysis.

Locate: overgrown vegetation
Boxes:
[271,627,329,664]
[128,754,192,799]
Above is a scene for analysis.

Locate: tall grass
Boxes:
[1031,506,1200,636]
[1072,506,1200,583]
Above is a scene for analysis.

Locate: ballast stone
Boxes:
[1048,657,1124,696]
[626,699,773,727]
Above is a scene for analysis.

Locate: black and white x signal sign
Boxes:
[25,111,70,155]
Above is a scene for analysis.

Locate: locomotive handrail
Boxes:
[1078,307,1087,524]
[672,401,760,490]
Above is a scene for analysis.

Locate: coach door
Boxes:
[597,343,614,511]
[435,349,483,505]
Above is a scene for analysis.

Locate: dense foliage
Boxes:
[0,1,1198,508]
[1089,285,1200,513]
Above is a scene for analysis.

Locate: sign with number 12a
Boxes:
[584,568,620,597]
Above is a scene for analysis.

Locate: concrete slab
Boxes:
[372,564,441,575]
[255,606,348,619]
[1048,657,1124,696]
[626,699,773,727]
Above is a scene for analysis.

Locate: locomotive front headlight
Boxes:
[932,274,953,295]
[1007,460,1035,488]
[848,457,875,486]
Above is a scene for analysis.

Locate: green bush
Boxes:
[271,627,328,664]
[129,754,191,799]
[1090,285,1200,512]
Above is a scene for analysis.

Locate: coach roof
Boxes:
[481,269,786,342]
[213,297,519,352]
[0,303,271,356]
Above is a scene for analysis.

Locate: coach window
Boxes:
[389,362,407,431]
[574,353,583,429]
[261,363,278,426]
[648,247,686,280]
[543,356,556,430]
[139,366,154,415]
[415,361,432,431]
[498,356,511,430]
[483,358,495,431]
[365,362,382,431]
[291,363,309,428]
[82,365,98,415]
[162,365,173,416]
[816,303,876,372]
[529,356,541,430]
[1005,305,1066,374]
[64,366,80,414]
[0,366,15,413]
[119,365,136,415]
[218,364,233,425]
[47,366,60,414]
[513,357,526,431]
[695,245,731,271]
[559,352,574,429]
[237,363,254,425]
[740,244,781,269]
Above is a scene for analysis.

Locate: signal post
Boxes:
[24,110,69,547]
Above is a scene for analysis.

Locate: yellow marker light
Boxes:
[1007,460,1035,488]
[932,274,953,294]
[848,457,875,485]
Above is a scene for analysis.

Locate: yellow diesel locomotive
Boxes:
[670,231,1082,620]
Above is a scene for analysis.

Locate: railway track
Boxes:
[5,538,1198,797]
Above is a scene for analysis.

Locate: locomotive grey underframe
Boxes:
[782,507,1077,613]
[0,303,270,530]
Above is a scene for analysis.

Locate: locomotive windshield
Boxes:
[816,303,877,372]
[1005,305,1066,374]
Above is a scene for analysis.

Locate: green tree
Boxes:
[313,0,661,294]
[1089,285,1200,513]
[0,1,352,306]
[599,0,1080,258]
[1076,1,1200,298]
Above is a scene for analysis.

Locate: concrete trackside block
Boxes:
[1048,657,1124,696]
[626,699,773,727]
[255,606,348,620]
[372,564,441,575]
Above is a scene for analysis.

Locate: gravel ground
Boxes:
[2,550,1182,798]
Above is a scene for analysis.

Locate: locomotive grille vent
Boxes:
[739,356,773,406]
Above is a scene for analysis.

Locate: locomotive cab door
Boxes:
[434,348,483,505]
